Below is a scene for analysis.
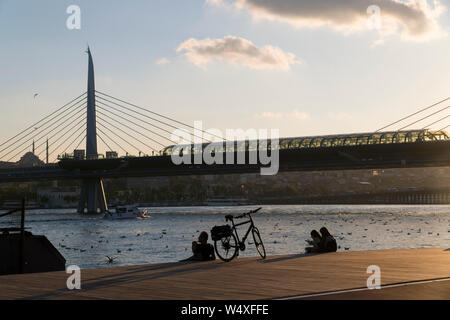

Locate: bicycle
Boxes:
[212,207,266,262]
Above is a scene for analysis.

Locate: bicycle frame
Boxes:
[229,214,255,249]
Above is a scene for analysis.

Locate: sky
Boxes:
[1,0,450,160]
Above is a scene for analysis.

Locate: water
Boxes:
[1,205,449,269]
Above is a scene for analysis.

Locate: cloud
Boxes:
[259,111,284,119]
[257,109,310,120]
[177,36,300,70]
[205,0,225,5]
[291,110,310,120]
[208,0,446,42]
[156,57,170,65]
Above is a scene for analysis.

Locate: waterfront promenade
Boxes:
[0,248,448,300]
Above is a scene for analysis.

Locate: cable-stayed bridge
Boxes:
[1,49,450,213]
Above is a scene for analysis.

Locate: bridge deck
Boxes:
[0,248,448,300]
[3,141,450,182]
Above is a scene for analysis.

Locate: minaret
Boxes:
[32,140,35,154]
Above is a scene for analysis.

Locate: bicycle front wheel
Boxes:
[214,233,238,262]
[252,227,266,259]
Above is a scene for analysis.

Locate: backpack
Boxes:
[211,225,232,241]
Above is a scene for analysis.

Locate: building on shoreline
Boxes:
[36,187,80,208]
[124,167,450,205]
[2,163,450,206]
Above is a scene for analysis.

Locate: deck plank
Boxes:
[0,248,449,300]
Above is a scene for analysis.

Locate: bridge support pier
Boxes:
[77,179,108,214]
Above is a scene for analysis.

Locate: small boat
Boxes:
[103,205,149,220]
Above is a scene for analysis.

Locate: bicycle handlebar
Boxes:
[225,207,262,221]
[250,207,262,214]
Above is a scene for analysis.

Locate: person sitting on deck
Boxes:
[305,230,322,253]
[181,231,216,261]
[305,227,337,253]
[319,227,337,253]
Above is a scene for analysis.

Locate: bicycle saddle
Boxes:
[225,214,233,221]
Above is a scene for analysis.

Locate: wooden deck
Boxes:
[0,248,449,300]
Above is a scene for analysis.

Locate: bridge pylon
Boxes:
[77,47,108,214]
[78,178,108,214]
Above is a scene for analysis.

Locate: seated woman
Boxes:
[305,230,322,253]
[181,231,216,261]
[319,227,337,253]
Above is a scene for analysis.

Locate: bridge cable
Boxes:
[375,96,450,132]
[421,114,450,130]
[95,93,214,143]
[54,133,86,163]
[46,117,88,160]
[0,96,87,157]
[97,132,113,152]
[0,95,87,156]
[96,126,128,154]
[1,101,87,161]
[55,134,87,163]
[96,98,186,141]
[59,128,87,157]
[397,104,450,131]
[96,90,198,130]
[96,108,170,147]
[96,94,210,143]
[29,116,86,160]
[73,134,86,151]
[0,92,87,149]
[96,102,179,144]
[33,106,87,156]
[0,101,86,158]
[96,90,224,141]
[52,123,86,154]
[96,121,142,154]
[96,115,159,153]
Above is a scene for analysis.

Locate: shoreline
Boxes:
[14,202,450,211]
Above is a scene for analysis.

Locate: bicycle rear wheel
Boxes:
[214,233,238,262]
[252,227,266,259]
